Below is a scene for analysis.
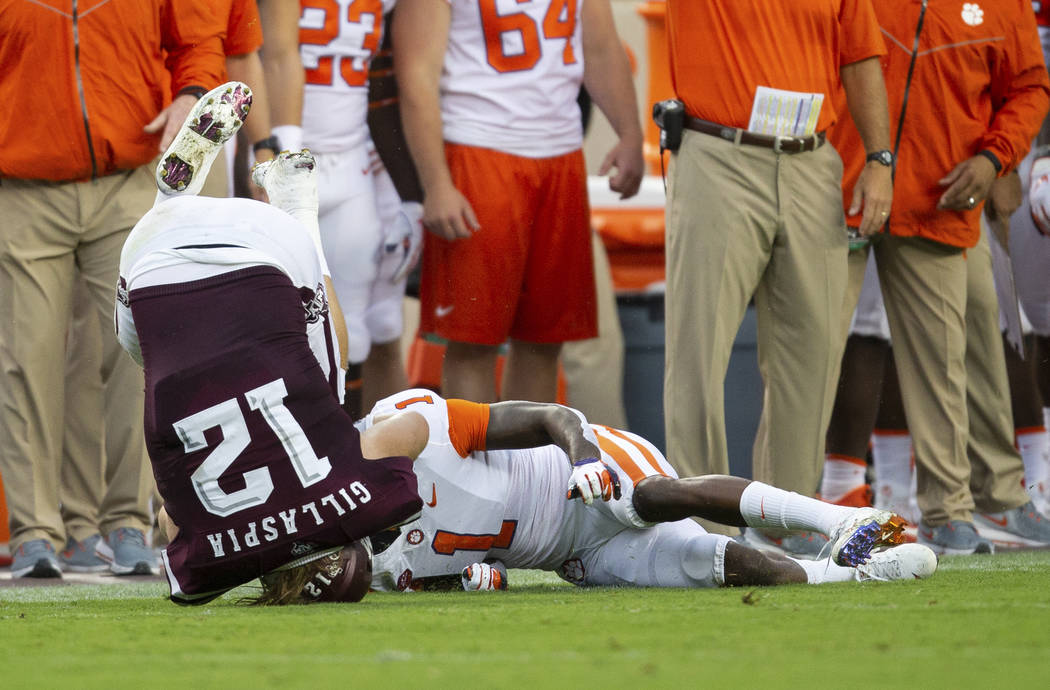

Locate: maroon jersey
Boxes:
[130,267,422,604]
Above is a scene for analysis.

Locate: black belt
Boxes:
[684,116,826,154]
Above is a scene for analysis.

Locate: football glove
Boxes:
[461,561,508,591]
[377,201,423,284]
[566,458,622,504]
[1029,157,1050,237]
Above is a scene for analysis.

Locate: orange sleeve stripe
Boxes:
[446,398,490,457]
[826,453,867,466]
[595,427,668,486]
[600,426,668,477]
[597,436,646,485]
[872,429,910,437]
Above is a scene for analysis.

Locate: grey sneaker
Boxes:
[11,539,62,578]
[917,520,994,555]
[95,528,157,575]
[739,528,830,559]
[854,544,938,581]
[59,535,109,573]
[973,501,1050,548]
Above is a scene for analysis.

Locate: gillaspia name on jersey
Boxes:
[204,479,372,559]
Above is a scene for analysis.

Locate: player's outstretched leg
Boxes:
[156,81,252,197]
[251,150,320,234]
[633,475,906,566]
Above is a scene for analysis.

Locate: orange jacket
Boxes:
[831,0,1050,247]
[224,0,263,56]
[666,0,885,133]
[0,0,226,182]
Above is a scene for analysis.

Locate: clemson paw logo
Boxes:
[406,528,424,545]
[961,3,983,26]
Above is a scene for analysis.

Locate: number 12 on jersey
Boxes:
[174,378,332,517]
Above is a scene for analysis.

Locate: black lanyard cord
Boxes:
[892,0,929,181]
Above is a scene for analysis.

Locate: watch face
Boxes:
[869,150,893,166]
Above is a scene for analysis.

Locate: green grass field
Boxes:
[2,551,1048,688]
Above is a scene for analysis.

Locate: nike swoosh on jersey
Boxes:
[426,484,437,508]
[435,305,454,318]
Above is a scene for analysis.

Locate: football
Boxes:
[301,541,373,603]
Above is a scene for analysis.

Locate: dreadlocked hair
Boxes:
[240,559,328,606]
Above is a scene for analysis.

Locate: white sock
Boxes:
[1017,426,1050,489]
[872,429,913,498]
[821,454,868,501]
[790,556,856,584]
[739,481,854,536]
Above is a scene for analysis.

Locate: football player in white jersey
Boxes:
[393,0,645,405]
[348,390,936,594]
[299,0,423,419]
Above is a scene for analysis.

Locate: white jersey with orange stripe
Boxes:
[439,0,585,158]
[363,389,678,590]
[300,0,396,153]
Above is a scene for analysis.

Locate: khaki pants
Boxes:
[874,233,1027,525]
[664,130,848,520]
[60,283,106,543]
[0,168,155,551]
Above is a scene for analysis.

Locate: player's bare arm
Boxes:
[485,401,619,503]
[485,401,600,463]
[581,0,644,200]
[227,51,275,164]
[393,0,479,240]
[258,0,305,144]
[361,410,429,461]
[841,56,893,237]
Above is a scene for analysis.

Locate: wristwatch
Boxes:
[866,149,894,167]
[253,135,281,155]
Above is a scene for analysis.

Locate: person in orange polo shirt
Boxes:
[829,0,1050,555]
[661,1,894,538]
[0,0,225,578]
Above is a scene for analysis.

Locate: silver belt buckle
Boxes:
[773,135,801,154]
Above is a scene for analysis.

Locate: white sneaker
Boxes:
[156,81,252,196]
[854,543,938,582]
[830,507,906,567]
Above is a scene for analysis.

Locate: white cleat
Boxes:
[156,81,252,196]
[854,543,938,582]
[829,507,907,567]
[250,150,318,217]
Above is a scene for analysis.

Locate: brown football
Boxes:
[302,541,372,603]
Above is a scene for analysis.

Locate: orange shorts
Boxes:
[419,143,596,345]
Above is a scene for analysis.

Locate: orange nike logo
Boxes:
[425,484,437,508]
[760,497,766,521]
[984,514,1008,527]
